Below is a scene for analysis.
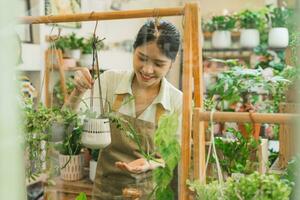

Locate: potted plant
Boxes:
[54,111,84,181]
[79,36,104,68]
[210,15,236,49]
[89,149,100,182]
[238,9,264,48]
[64,32,84,60]
[268,6,291,48]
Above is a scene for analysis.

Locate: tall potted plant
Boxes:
[238,9,264,48]
[210,15,236,49]
[268,6,291,48]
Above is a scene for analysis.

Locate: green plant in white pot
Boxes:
[210,15,236,49]
[79,36,104,69]
[54,112,84,181]
[268,6,291,48]
[238,9,265,48]
[64,32,84,60]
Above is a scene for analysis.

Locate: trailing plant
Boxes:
[188,172,291,200]
[209,15,237,31]
[212,128,260,175]
[238,9,264,29]
[150,112,180,200]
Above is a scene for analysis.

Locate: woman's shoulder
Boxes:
[102,69,132,79]
[164,80,183,111]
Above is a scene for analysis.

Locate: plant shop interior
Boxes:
[5,0,300,199]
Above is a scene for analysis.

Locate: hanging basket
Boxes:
[81,118,111,149]
[59,154,84,181]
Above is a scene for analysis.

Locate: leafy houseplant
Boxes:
[212,128,260,176]
[268,6,292,48]
[210,15,237,49]
[238,9,264,48]
[188,172,291,200]
[64,33,84,60]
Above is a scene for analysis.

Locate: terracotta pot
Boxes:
[62,58,76,69]
[59,154,84,181]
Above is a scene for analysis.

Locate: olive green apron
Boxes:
[92,94,165,200]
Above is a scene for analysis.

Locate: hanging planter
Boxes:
[82,118,111,149]
[59,154,84,181]
[81,34,111,149]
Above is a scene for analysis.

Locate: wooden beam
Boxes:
[194,109,299,124]
[179,3,193,200]
[19,7,184,24]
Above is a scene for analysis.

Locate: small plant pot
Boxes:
[212,30,232,49]
[59,154,84,181]
[81,118,111,149]
[89,159,98,182]
[62,58,77,69]
[64,49,81,60]
[240,29,260,48]
[268,27,289,48]
[79,54,93,68]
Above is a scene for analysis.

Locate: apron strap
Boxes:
[112,94,127,112]
[112,94,165,125]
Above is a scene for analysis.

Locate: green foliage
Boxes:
[81,36,105,54]
[209,15,237,31]
[53,77,75,107]
[152,112,180,200]
[281,155,300,198]
[51,33,84,52]
[212,128,260,175]
[238,9,265,29]
[188,172,292,200]
[269,6,292,28]
[53,108,83,155]
[75,192,87,200]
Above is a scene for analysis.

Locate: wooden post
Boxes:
[179,3,193,200]
[189,3,206,183]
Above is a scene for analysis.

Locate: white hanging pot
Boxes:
[240,29,260,48]
[268,27,289,48]
[212,30,232,49]
[59,154,84,181]
[79,54,93,68]
[81,118,111,149]
[64,49,81,60]
[89,159,98,182]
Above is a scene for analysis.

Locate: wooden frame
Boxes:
[20,3,201,199]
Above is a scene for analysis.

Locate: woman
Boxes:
[66,19,182,200]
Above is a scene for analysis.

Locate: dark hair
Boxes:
[133,19,181,61]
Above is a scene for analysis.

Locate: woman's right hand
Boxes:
[74,68,94,93]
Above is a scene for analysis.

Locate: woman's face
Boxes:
[133,41,173,88]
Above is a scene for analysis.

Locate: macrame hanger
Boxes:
[90,20,105,117]
[153,8,161,37]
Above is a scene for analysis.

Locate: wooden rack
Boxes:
[20,3,202,200]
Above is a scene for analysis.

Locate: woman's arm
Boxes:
[63,68,93,110]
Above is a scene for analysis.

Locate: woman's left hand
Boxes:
[115,158,165,174]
